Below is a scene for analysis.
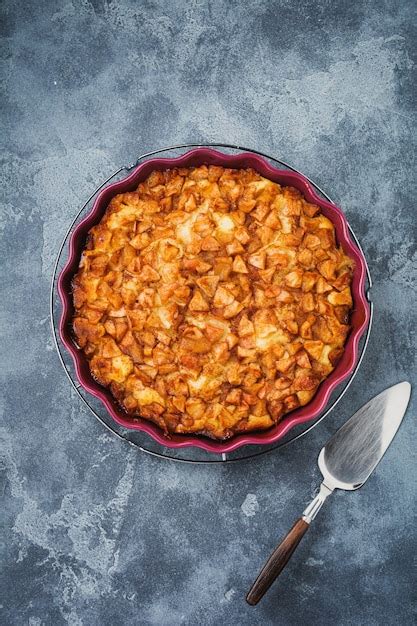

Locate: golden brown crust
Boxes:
[72,165,354,439]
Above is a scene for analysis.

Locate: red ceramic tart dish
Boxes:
[58,149,370,453]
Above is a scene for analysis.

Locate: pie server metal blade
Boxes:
[318,381,411,491]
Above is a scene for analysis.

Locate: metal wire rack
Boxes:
[50,143,373,464]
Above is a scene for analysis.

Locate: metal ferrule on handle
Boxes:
[302,483,333,524]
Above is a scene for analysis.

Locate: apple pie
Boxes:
[72,165,354,439]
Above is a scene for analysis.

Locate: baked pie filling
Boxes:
[72,165,354,439]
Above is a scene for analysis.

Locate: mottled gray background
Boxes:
[1,1,416,624]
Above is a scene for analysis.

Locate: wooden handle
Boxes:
[246,517,309,605]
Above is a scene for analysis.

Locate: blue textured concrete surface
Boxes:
[1,1,416,624]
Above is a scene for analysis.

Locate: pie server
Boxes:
[246,381,412,605]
